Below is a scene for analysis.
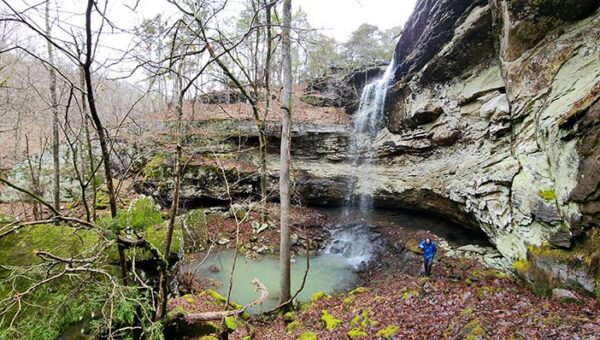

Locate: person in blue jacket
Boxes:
[418,238,437,276]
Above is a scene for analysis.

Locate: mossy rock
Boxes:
[468,268,510,281]
[296,331,317,340]
[347,328,368,339]
[127,195,163,231]
[375,325,398,339]
[461,319,486,340]
[181,209,208,253]
[320,310,342,330]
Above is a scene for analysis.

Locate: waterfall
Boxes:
[323,58,396,271]
[345,58,396,214]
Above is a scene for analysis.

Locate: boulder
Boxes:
[552,288,580,304]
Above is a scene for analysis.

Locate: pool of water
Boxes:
[181,250,359,314]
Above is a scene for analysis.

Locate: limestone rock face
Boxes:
[292,0,600,269]
[372,0,600,263]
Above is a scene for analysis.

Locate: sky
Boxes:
[2,0,418,79]
[295,0,417,42]
[109,0,418,43]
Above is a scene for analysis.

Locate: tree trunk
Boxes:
[79,66,96,222]
[279,0,293,306]
[159,60,184,319]
[260,0,273,224]
[45,0,60,211]
[83,0,125,284]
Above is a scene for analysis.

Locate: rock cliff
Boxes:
[295,0,600,295]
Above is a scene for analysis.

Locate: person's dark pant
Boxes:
[423,257,433,276]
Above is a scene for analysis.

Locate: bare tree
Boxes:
[44,0,60,211]
[279,0,292,306]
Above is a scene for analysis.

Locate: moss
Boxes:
[460,307,475,316]
[205,289,249,319]
[127,196,163,231]
[198,336,219,340]
[347,328,368,339]
[224,316,237,331]
[166,305,188,321]
[183,294,195,303]
[296,331,317,340]
[468,268,510,281]
[0,224,99,267]
[476,286,497,299]
[461,319,486,340]
[558,296,581,304]
[143,153,168,179]
[182,209,208,253]
[513,259,531,273]
[286,320,300,334]
[398,287,418,300]
[349,287,366,295]
[311,291,329,302]
[349,310,377,329]
[0,213,15,226]
[375,325,398,339]
[95,190,111,209]
[320,310,342,330]
[143,223,182,255]
[283,311,296,323]
[538,189,557,201]
[343,296,354,305]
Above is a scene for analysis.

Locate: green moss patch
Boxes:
[375,325,398,339]
[347,328,368,339]
[538,189,557,201]
[296,331,317,340]
[320,310,342,330]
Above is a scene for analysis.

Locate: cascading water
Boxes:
[345,59,396,214]
[323,58,396,270]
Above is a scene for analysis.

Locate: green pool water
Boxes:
[182,250,359,314]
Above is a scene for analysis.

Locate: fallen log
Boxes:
[169,278,268,323]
